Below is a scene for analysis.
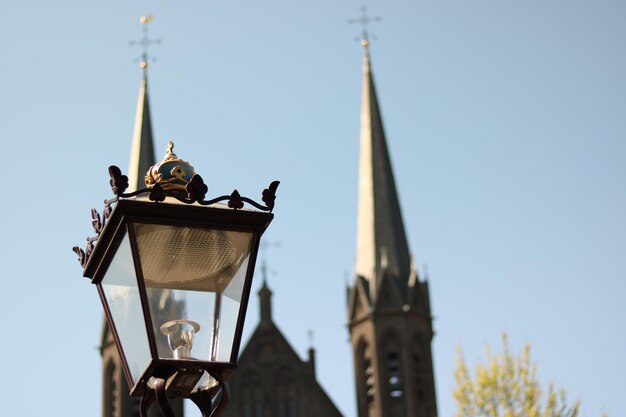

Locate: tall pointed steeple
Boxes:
[355,43,411,296]
[127,66,156,192]
[348,38,437,417]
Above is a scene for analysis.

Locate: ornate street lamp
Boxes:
[73,142,279,417]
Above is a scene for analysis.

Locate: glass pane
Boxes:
[218,252,250,361]
[101,232,152,385]
[134,224,254,362]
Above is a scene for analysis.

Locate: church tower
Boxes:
[347,40,437,417]
[101,19,184,417]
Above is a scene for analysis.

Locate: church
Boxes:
[100,23,437,417]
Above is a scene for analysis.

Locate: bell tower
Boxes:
[347,39,438,417]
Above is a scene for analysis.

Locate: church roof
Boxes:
[355,44,412,300]
[222,280,343,417]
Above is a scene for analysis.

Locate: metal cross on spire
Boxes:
[348,6,382,47]
[129,15,161,70]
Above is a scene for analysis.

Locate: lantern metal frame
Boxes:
[73,165,279,417]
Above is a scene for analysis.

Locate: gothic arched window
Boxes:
[103,360,118,417]
[241,372,262,417]
[275,368,297,417]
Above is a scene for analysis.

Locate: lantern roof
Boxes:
[72,146,279,273]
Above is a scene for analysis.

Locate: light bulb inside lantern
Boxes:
[160,319,201,359]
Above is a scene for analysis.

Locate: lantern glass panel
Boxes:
[133,223,254,362]
[101,232,152,384]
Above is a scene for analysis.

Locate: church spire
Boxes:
[128,15,158,192]
[348,27,438,417]
[127,71,156,191]
[355,43,411,296]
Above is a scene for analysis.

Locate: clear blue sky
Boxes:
[0,1,624,416]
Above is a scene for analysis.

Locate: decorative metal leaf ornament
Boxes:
[149,182,166,202]
[228,190,244,209]
[262,181,280,211]
[72,246,86,267]
[91,208,102,234]
[186,175,208,202]
[109,165,129,196]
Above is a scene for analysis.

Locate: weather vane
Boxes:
[129,15,161,69]
[259,240,280,281]
[348,6,382,46]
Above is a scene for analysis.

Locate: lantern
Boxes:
[73,142,278,416]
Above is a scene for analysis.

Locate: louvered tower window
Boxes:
[358,341,375,407]
[387,351,403,398]
[364,357,375,405]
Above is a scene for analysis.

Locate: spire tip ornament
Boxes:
[130,14,161,70]
[349,6,381,46]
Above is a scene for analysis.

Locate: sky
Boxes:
[0,1,624,417]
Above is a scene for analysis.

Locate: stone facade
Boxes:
[221,282,344,417]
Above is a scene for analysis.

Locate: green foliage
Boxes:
[453,334,585,417]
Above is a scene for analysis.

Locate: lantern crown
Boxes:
[145,141,196,191]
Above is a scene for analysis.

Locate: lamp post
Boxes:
[73,142,279,417]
